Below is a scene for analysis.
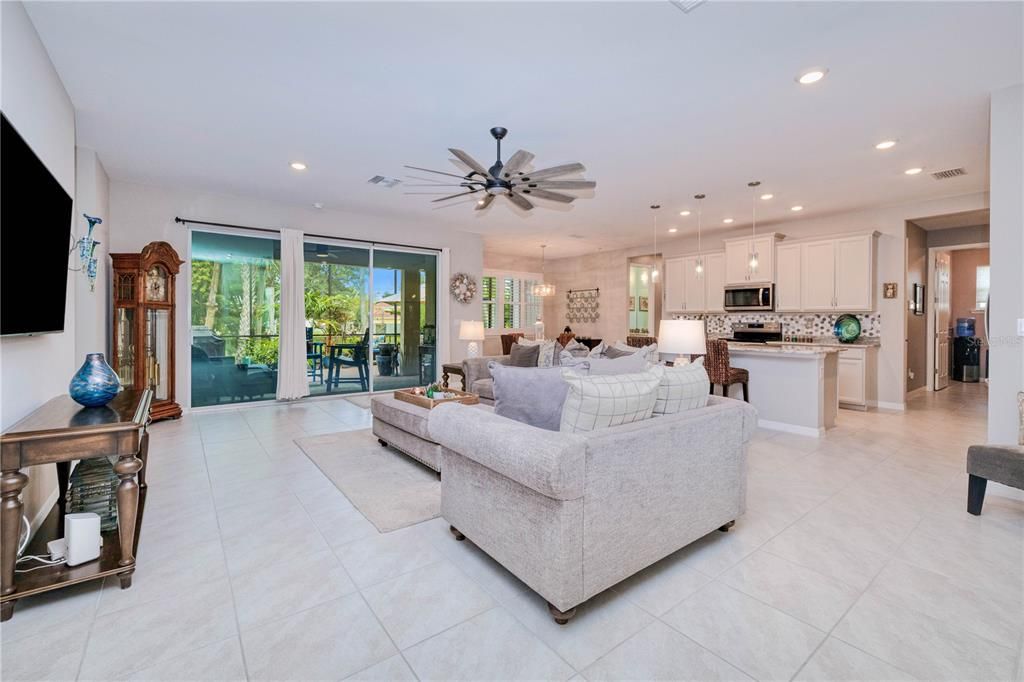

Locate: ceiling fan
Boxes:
[404,127,596,211]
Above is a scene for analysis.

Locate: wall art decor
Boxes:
[566,288,600,323]
[69,213,103,291]
[639,296,649,312]
[449,272,477,304]
[883,282,898,299]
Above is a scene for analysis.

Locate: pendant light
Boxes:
[747,180,761,273]
[694,193,706,276]
[531,245,555,297]
[650,205,661,281]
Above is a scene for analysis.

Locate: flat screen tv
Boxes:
[1,113,74,336]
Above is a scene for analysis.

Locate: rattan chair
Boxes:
[705,339,749,402]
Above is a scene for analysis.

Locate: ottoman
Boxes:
[370,394,442,473]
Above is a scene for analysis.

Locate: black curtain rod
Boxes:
[174,217,442,253]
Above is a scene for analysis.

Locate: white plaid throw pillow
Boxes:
[653,357,710,415]
[559,365,664,432]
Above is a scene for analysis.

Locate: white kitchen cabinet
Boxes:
[837,346,877,409]
[705,252,726,312]
[801,240,837,311]
[775,243,802,311]
[835,235,874,310]
[663,257,685,312]
[723,234,781,284]
[682,256,705,311]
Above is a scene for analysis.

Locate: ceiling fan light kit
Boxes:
[404,127,596,212]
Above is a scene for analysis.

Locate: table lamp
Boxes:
[658,319,706,365]
[459,320,485,358]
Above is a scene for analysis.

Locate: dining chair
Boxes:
[705,339,749,402]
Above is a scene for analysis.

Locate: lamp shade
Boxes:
[459,320,485,341]
[657,319,706,356]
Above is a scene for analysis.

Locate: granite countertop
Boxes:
[765,338,881,348]
[725,342,844,356]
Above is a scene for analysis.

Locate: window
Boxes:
[482,271,543,333]
[976,265,990,310]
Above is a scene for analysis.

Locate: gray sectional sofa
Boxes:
[427,395,757,623]
[461,355,510,404]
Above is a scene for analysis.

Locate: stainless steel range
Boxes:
[720,322,782,344]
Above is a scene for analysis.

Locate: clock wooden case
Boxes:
[111,241,183,421]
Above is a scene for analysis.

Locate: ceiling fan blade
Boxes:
[520,180,597,190]
[403,183,481,187]
[506,192,534,211]
[448,148,490,177]
[431,190,480,203]
[519,163,585,182]
[501,149,535,178]
[403,165,469,180]
[522,188,575,203]
[475,194,495,211]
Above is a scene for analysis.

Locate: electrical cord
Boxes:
[15,554,65,573]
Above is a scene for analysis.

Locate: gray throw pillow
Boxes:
[488,362,569,431]
[509,343,540,367]
[579,352,648,375]
[603,345,635,359]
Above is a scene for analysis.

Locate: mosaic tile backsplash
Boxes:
[676,312,881,337]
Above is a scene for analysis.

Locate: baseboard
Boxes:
[757,419,824,438]
[905,386,928,398]
[29,486,60,540]
[872,400,906,411]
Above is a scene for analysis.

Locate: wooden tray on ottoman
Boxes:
[393,387,479,409]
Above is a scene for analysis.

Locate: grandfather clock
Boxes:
[111,241,183,421]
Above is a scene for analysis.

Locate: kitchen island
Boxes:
[724,343,843,437]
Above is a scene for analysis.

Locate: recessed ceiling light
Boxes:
[796,68,828,85]
[791,205,804,212]
[476,199,486,206]
[722,218,734,224]
[290,162,307,171]
[904,167,923,175]
[760,193,774,200]
[875,140,897,150]
[679,210,691,216]
[668,227,678,233]
[312,202,324,210]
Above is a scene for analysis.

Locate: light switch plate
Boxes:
[1018,318,1024,336]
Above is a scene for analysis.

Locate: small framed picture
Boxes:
[628,295,635,311]
[639,296,649,312]
[883,282,898,299]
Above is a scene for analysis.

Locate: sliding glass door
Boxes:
[190,231,281,407]
[372,248,438,391]
[304,241,371,395]
[190,230,439,407]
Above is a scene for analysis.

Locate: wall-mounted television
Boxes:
[1,113,74,336]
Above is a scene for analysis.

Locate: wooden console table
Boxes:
[0,389,152,621]
[441,363,464,390]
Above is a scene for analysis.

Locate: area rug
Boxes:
[296,428,439,532]
[344,394,373,409]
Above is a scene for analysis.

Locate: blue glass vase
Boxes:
[69,353,121,407]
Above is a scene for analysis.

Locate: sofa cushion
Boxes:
[489,362,569,431]
[575,352,648,376]
[509,343,540,367]
[654,357,710,415]
[559,365,664,432]
[603,345,634,359]
[471,378,495,400]
[515,338,559,367]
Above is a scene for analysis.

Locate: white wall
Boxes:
[533,191,990,409]
[74,149,111,359]
[108,181,483,408]
[988,83,1024,444]
[0,1,78,527]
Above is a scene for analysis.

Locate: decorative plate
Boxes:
[833,314,861,343]
[449,273,477,304]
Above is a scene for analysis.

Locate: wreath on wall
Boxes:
[449,272,477,304]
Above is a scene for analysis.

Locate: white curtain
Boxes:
[277,228,309,400]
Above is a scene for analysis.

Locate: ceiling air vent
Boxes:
[931,167,966,180]
[367,175,402,188]
[669,0,707,14]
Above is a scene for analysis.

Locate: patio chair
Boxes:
[306,327,324,384]
[326,329,370,393]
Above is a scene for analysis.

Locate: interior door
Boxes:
[933,251,951,390]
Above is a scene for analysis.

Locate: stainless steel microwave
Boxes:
[724,285,774,312]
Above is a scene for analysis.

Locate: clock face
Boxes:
[145,266,168,302]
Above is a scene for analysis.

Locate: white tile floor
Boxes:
[2,383,1022,681]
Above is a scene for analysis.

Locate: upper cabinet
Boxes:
[723,233,782,285]
[774,243,803,311]
[663,251,725,313]
[793,233,878,312]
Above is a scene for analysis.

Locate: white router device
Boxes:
[63,512,102,566]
